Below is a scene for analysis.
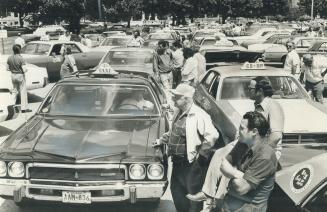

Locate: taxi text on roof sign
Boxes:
[241,62,266,70]
[93,63,118,76]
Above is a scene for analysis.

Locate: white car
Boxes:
[0,58,48,122]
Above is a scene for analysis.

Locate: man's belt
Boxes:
[307,80,323,85]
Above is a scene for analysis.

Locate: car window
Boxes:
[304,182,327,212]
[220,76,306,100]
[21,43,51,55]
[208,74,220,99]
[42,84,159,116]
[100,37,130,46]
[64,44,82,54]
[50,44,63,55]
[201,71,218,91]
[318,43,327,52]
[202,39,216,46]
[102,50,153,65]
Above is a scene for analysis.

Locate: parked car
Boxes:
[143,33,176,49]
[194,62,327,168]
[263,37,327,64]
[241,31,291,48]
[199,45,262,70]
[248,34,291,52]
[0,68,169,208]
[199,37,238,46]
[94,47,155,74]
[12,41,89,80]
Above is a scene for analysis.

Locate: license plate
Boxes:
[62,191,91,204]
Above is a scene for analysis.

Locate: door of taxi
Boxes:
[195,71,234,144]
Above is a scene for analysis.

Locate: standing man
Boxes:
[192,45,206,80]
[14,33,25,48]
[284,42,300,75]
[181,47,198,85]
[153,84,219,212]
[7,44,31,113]
[59,31,71,41]
[80,34,92,48]
[221,111,278,212]
[300,54,327,104]
[171,41,184,88]
[153,40,174,90]
[128,30,144,47]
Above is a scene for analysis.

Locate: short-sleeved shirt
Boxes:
[284,50,300,75]
[153,51,174,74]
[301,60,326,83]
[227,142,277,204]
[181,57,198,82]
[7,54,26,74]
[255,97,284,156]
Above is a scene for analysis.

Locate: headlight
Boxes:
[0,161,7,177]
[8,162,25,178]
[147,164,164,180]
[129,164,146,180]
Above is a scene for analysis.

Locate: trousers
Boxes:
[171,157,209,212]
[11,73,28,111]
[305,80,324,104]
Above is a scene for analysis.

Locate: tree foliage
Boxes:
[298,0,327,18]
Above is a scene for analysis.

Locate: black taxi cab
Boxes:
[0,66,169,207]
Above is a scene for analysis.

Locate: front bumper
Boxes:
[0,179,167,204]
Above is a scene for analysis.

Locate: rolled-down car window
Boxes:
[102,51,153,65]
[220,76,307,100]
[21,43,51,55]
[42,84,159,116]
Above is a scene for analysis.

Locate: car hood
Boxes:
[2,116,160,162]
[227,99,327,133]
[276,153,327,206]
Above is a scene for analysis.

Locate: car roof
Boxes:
[208,64,291,77]
[28,40,80,45]
[110,47,154,52]
[200,45,247,51]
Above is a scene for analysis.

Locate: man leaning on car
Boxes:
[221,111,278,212]
[153,84,219,212]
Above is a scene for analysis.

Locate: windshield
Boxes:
[42,84,159,116]
[149,33,173,40]
[21,43,51,55]
[304,183,327,212]
[202,39,216,46]
[100,37,130,46]
[194,31,215,38]
[220,76,306,100]
[102,50,153,66]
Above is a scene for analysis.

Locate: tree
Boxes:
[262,0,289,16]
[5,0,41,27]
[103,0,143,27]
[298,0,327,18]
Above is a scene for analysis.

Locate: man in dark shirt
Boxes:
[220,111,278,212]
[7,44,31,113]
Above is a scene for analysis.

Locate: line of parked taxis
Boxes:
[0,24,326,211]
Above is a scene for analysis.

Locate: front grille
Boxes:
[27,164,126,182]
[283,134,327,144]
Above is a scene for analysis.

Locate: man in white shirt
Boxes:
[127,30,144,47]
[59,31,71,41]
[192,45,206,80]
[181,48,198,85]
[81,34,92,48]
[14,33,25,48]
[284,42,300,75]
[171,41,184,88]
[301,54,327,104]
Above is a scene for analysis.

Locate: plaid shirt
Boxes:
[168,111,187,156]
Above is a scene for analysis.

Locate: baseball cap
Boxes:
[171,84,195,98]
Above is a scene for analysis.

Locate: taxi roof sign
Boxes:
[92,63,119,76]
[241,62,266,70]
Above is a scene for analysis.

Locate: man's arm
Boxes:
[197,112,219,156]
[220,157,244,179]
[292,55,301,75]
[268,101,284,147]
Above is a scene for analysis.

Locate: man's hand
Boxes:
[152,139,163,148]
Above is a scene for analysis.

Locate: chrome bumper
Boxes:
[0,179,167,203]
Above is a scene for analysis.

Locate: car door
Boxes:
[194,71,236,144]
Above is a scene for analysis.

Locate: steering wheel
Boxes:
[118,104,140,110]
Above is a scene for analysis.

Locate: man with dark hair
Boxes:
[248,77,284,160]
[221,111,277,212]
[128,30,144,47]
[181,47,198,85]
[7,44,31,113]
[284,41,300,75]
[171,41,184,88]
[153,40,174,90]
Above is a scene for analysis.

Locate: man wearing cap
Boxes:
[301,54,327,104]
[284,42,300,75]
[14,33,25,48]
[153,84,219,212]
